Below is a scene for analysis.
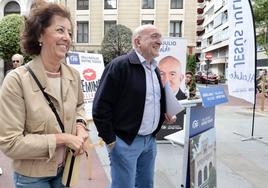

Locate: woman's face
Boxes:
[39,15,72,62]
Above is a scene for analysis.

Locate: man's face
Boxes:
[185,74,193,84]
[138,26,162,61]
[158,59,183,93]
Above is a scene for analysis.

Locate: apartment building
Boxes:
[197,0,268,79]
[54,0,196,54]
[0,0,197,54]
[0,0,198,85]
[196,0,228,78]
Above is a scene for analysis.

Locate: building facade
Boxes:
[0,0,197,54]
[196,0,228,79]
[57,0,197,54]
[0,0,198,85]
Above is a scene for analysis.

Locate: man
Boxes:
[158,55,187,100]
[93,25,175,188]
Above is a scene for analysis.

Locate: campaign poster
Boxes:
[181,105,216,188]
[156,37,187,140]
[66,52,105,119]
[189,128,217,188]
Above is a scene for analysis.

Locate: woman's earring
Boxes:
[39,42,42,46]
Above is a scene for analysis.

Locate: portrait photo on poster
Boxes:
[157,37,187,100]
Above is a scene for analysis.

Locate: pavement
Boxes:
[1,84,268,188]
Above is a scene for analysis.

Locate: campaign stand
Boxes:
[165,86,228,188]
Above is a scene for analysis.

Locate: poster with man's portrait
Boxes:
[156,37,187,140]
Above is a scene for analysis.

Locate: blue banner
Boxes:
[189,106,215,137]
[198,86,228,107]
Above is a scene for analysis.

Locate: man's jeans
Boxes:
[13,166,68,188]
[109,134,157,188]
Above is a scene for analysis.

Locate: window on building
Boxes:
[104,0,117,9]
[204,166,208,181]
[170,0,183,9]
[198,170,202,186]
[104,21,116,35]
[142,0,154,9]
[4,1,20,16]
[141,20,154,25]
[77,0,89,10]
[169,21,182,37]
[207,36,213,45]
[77,21,89,43]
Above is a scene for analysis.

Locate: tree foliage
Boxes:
[100,24,132,65]
[253,0,268,54]
[187,54,197,75]
[0,14,24,63]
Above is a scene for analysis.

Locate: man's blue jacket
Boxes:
[93,50,166,145]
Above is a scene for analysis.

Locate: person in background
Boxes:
[0,2,88,187]
[185,71,197,99]
[93,24,176,188]
[158,55,187,100]
[5,54,24,75]
[257,69,268,97]
[11,54,24,69]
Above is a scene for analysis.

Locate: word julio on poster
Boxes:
[156,37,187,140]
[66,52,105,119]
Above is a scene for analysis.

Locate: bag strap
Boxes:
[25,64,65,133]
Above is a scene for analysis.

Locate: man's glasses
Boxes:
[12,60,20,63]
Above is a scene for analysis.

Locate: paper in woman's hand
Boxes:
[165,81,184,116]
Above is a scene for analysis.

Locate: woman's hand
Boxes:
[56,133,84,156]
[76,125,89,155]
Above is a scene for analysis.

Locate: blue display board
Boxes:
[198,86,228,107]
[189,106,215,137]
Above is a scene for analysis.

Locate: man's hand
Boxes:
[164,113,177,124]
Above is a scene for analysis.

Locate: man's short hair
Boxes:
[186,71,193,76]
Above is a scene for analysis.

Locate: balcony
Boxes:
[197,8,204,14]
[197,0,204,3]
[197,18,204,25]
[197,29,205,36]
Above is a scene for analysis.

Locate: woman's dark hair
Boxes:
[21,2,73,55]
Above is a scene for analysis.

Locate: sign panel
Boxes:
[189,106,215,138]
[156,37,187,140]
[205,53,213,60]
[67,52,105,119]
[198,86,228,107]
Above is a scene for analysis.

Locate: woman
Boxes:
[0,2,88,187]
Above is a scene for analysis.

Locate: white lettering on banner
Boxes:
[192,116,213,130]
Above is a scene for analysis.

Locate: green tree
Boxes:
[100,24,132,65]
[0,14,24,64]
[187,54,197,75]
[253,0,268,55]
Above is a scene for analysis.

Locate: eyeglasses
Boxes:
[12,60,20,63]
